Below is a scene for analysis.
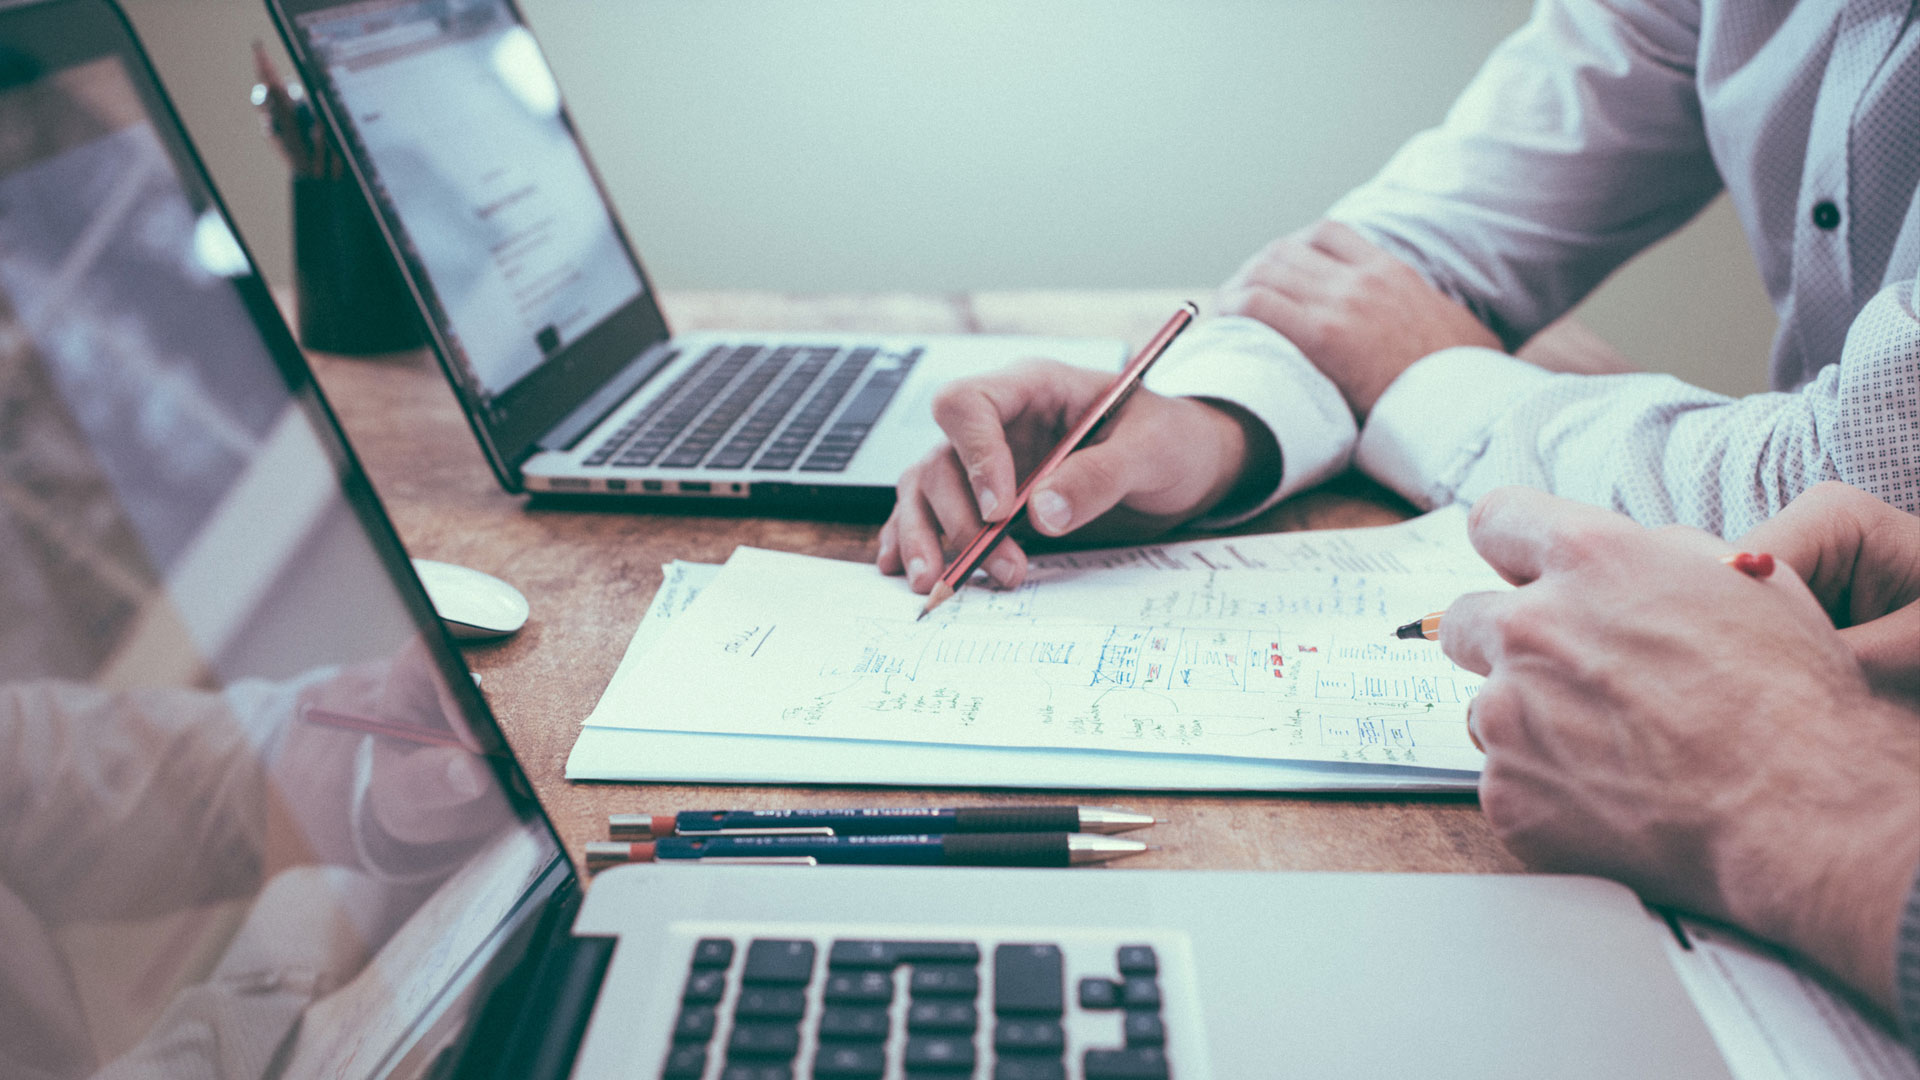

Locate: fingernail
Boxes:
[977,487,999,520]
[877,532,894,561]
[988,553,1018,584]
[907,557,927,582]
[1032,489,1070,533]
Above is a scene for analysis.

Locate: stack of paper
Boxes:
[567,507,1507,791]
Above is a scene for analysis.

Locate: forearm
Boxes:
[1715,697,1920,1020]
[1328,0,1720,348]
[1357,325,1920,539]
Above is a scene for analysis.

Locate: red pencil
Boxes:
[300,706,473,750]
[917,302,1198,619]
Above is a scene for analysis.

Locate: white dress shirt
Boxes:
[1147,0,1920,537]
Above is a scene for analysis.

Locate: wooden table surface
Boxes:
[305,290,1521,881]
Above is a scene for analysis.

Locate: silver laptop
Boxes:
[262,0,1123,510]
[0,4,1732,1076]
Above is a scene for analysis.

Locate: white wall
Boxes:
[125,0,1778,395]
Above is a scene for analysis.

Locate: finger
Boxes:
[1839,599,1920,700]
[876,511,904,575]
[1464,486,1629,585]
[1436,588,1515,676]
[1235,237,1346,300]
[930,377,1033,522]
[981,537,1029,590]
[891,486,948,593]
[918,450,990,555]
[1216,282,1313,341]
[1025,439,1145,537]
[1738,482,1920,619]
[1303,219,1382,264]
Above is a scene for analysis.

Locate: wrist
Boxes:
[1717,697,1920,1013]
[1182,397,1280,522]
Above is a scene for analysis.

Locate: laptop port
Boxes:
[641,480,665,492]
[678,481,711,494]
[605,479,627,491]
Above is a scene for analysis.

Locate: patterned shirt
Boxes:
[1146,0,1920,540]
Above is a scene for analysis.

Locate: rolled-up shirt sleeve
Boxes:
[1354,278,1920,536]
[1327,0,1723,350]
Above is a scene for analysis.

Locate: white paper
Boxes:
[1663,918,1920,1080]
[1029,504,1487,576]
[594,546,1493,772]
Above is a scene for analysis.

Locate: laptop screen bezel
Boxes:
[0,0,584,1071]
[265,0,675,490]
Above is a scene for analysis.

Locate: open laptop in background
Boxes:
[262,0,1124,509]
[0,6,1737,1078]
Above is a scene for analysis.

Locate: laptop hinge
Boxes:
[447,878,614,1080]
[538,341,680,454]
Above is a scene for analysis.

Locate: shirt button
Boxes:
[1811,200,1841,230]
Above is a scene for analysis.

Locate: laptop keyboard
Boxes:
[659,935,1175,1079]
[583,344,922,474]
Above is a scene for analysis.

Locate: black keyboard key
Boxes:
[736,987,807,1020]
[1115,945,1157,975]
[994,944,1064,1016]
[902,1035,976,1071]
[828,940,980,968]
[823,970,893,1005]
[818,1005,890,1042]
[727,1022,801,1058]
[994,1062,1066,1080]
[674,1006,717,1041]
[994,1018,1065,1053]
[909,965,980,997]
[812,1043,886,1078]
[1124,1011,1165,1047]
[693,939,735,968]
[743,940,816,985]
[1077,977,1120,1010]
[661,1043,707,1078]
[685,969,727,1003]
[1083,1048,1169,1080]
[1120,976,1160,1010]
[721,1065,791,1080]
[907,1000,977,1033]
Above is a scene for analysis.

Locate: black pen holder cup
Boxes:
[292,174,427,356]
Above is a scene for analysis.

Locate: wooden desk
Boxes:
[306,290,1522,879]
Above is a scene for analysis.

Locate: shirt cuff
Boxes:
[1143,315,1358,528]
[1355,346,1556,509]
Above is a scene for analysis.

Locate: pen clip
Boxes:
[673,857,821,866]
[679,826,837,837]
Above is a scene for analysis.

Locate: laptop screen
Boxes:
[0,4,567,1077]
[293,0,645,403]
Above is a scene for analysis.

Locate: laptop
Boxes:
[0,4,1734,1077]
[260,0,1124,509]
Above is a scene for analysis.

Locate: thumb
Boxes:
[1837,600,1920,702]
[1025,440,1141,536]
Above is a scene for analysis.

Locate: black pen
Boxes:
[584,832,1149,871]
[609,805,1159,839]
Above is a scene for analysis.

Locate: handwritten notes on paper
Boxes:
[592,513,1501,773]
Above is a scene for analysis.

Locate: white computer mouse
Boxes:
[411,558,530,640]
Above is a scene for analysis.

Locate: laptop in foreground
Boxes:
[0,4,1732,1076]
[263,0,1124,510]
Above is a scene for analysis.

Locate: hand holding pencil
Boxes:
[881,303,1281,601]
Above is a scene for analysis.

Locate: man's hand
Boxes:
[878,359,1276,592]
[1218,221,1501,417]
[1739,481,1920,703]
[1439,486,1920,1015]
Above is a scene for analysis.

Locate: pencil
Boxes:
[917,302,1199,619]
[300,706,472,750]
[1390,549,1779,640]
